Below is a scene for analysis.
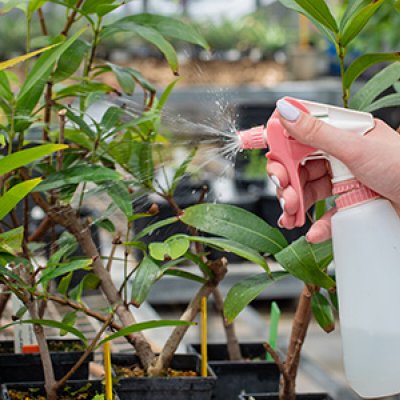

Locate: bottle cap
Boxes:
[333,179,380,209]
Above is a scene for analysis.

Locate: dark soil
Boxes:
[113,364,198,378]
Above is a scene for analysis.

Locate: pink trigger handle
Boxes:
[266,97,317,227]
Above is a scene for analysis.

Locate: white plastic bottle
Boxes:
[332,190,400,398]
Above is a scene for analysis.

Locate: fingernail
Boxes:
[270,175,281,188]
[277,99,300,122]
[279,198,285,211]
[277,215,284,228]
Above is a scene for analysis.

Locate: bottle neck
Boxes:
[333,179,380,210]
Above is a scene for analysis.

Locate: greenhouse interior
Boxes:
[0,0,400,399]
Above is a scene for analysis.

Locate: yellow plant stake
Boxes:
[104,339,113,400]
[201,296,208,377]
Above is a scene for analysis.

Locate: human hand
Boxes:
[267,98,400,243]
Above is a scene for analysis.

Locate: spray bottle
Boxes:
[237,97,400,399]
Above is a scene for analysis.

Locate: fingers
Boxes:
[306,208,337,244]
[276,99,360,164]
[267,161,289,188]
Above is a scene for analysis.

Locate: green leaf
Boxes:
[101,64,136,95]
[341,0,384,46]
[0,71,13,102]
[69,273,101,303]
[27,0,47,19]
[102,22,179,73]
[275,237,335,289]
[117,14,209,49]
[0,144,68,175]
[181,204,287,255]
[17,28,85,106]
[163,269,207,284]
[55,82,113,98]
[224,272,288,323]
[364,93,400,112]
[131,216,178,241]
[0,227,24,255]
[279,0,336,42]
[98,320,194,346]
[130,256,161,307]
[148,237,190,261]
[39,259,93,286]
[61,108,96,139]
[81,0,116,14]
[6,319,87,345]
[57,272,73,296]
[350,62,400,110]
[158,78,180,110]
[311,292,335,333]
[187,236,270,273]
[0,179,42,220]
[293,0,338,32]
[48,232,78,266]
[0,44,59,71]
[101,106,125,133]
[169,149,196,195]
[35,165,121,192]
[340,0,369,30]
[344,53,400,89]
[95,218,116,233]
[60,311,77,336]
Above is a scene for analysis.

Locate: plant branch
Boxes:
[263,342,289,382]
[61,0,84,36]
[28,216,52,242]
[212,287,242,360]
[150,258,227,375]
[0,288,10,319]
[43,81,53,141]
[54,309,115,390]
[37,8,48,36]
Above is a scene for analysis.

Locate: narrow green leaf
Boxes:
[0,144,68,175]
[344,53,400,89]
[341,0,384,46]
[0,179,42,220]
[0,71,13,101]
[61,108,96,139]
[364,93,400,112]
[98,320,194,346]
[55,82,113,98]
[279,0,336,42]
[0,264,27,287]
[53,39,90,82]
[69,273,101,303]
[132,216,178,241]
[158,78,180,110]
[131,256,161,307]
[329,290,339,311]
[60,311,77,336]
[57,272,73,296]
[293,0,338,32]
[17,29,85,101]
[39,259,93,286]
[311,292,335,333]
[188,236,270,273]
[275,237,335,289]
[0,44,59,71]
[116,14,209,49]
[14,320,87,345]
[105,181,132,217]
[101,106,125,133]
[163,269,207,284]
[102,22,178,73]
[350,62,400,110]
[48,232,78,266]
[95,218,116,233]
[0,227,24,255]
[35,165,121,192]
[340,0,369,30]
[315,200,327,221]
[101,64,136,95]
[224,272,288,322]
[170,149,196,195]
[181,204,287,255]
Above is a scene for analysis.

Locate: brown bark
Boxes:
[0,289,10,319]
[279,285,312,400]
[47,204,156,370]
[61,0,84,36]
[212,287,242,360]
[150,259,227,375]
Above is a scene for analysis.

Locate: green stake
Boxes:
[266,301,281,361]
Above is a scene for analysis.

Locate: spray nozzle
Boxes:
[236,97,376,226]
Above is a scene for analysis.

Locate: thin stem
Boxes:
[54,310,115,390]
[61,0,85,36]
[38,8,48,36]
[57,109,66,172]
[338,44,349,108]
[123,224,130,303]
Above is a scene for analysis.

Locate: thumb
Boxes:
[276,99,360,163]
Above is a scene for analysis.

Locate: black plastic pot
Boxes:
[0,339,93,384]
[1,380,119,399]
[112,353,216,400]
[239,393,333,400]
[188,343,280,400]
